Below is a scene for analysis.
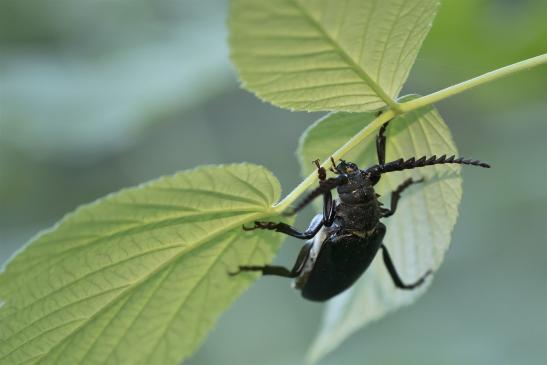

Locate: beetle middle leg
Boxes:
[381,177,424,218]
[242,215,323,240]
[381,244,432,290]
[242,201,333,240]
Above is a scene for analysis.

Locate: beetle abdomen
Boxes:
[300,223,386,302]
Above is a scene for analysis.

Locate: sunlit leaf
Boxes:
[298,97,462,362]
[0,164,285,365]
[230,0,439,112]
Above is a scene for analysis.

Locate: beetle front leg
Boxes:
[323,191,336,226]
[314,159,337,225]
[376,121,390,165]
[284,158,338,216]
[382,177,424,218]
[381,244,432,290]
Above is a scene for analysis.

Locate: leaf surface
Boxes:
[230,0,439,112]
[0,164,284,365]
[298,99,462,361]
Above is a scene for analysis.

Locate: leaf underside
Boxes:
[0,164,284,365]
[230,0,439,112]
[298,98,462,362]
[0,1,453,364]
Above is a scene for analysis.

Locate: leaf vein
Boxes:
[290,0,397,108]
[22,211,266,364]
[143,233,239,362]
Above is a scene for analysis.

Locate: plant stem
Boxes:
[273,53,547,211]
[273,110,396,212]
[399,53,547,112]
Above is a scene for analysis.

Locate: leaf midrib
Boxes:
[290,0,400,111]
[1,207,264,292]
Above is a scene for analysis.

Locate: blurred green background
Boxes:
[1,0,546,364]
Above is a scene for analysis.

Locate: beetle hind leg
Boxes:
[229,265,299,278]
[230,243,312,278]
[381,244,432,290]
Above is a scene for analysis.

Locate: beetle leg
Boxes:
[323,188,336,227]
[313,159,327,181]
[381,177,424,218]
[290,242,313,274]
[244,158,337,235]
[285,174,347,216]
[230,243,312,278]
[284,158,345,217]
[329,156,341,174]
[242,213,324,240]
[229,265,298,278]
[376,121,390,165]
[381,244,432,290]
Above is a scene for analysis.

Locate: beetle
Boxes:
[231,121,490,302]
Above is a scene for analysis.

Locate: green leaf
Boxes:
[298,98,462,362]
[0,164,285,365]
[229,0,439,112]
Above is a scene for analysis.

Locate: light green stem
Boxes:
[399,53,547,112]
[273,110,396,212]
[274,53,547,211]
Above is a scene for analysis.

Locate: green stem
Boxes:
[399,53,547,112]
[273,53,547,211]
[273,110,396,212]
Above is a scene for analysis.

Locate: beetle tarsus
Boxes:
[242,221,276,231]
[313,159,327,181]
[329,156,340,174]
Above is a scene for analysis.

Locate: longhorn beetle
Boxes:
[231,121,490,302]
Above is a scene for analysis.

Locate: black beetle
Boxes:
[232,121,490,301]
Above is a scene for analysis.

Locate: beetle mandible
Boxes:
[231,121,490,302]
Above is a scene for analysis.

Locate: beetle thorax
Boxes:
[336,172,375,204]
[335,173,381,232]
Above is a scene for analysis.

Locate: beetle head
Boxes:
[335,160,375,204]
